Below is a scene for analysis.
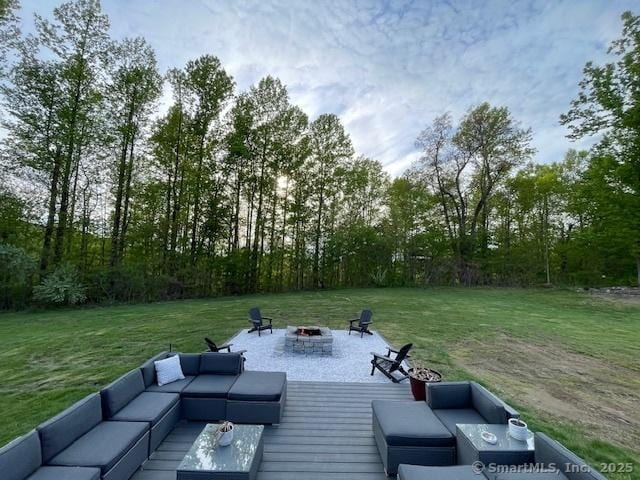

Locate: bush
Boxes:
[33,264,86,305]
[0,243,36,309]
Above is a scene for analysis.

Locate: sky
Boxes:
[17,0,637,176]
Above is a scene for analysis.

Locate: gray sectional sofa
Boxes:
[372,381,519,475]
[397,432,607,480]
[0,351,287,480]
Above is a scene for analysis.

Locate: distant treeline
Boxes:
[0,1,638,309]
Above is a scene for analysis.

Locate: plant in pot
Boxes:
[217,421,235,446]
[408,363,442,401]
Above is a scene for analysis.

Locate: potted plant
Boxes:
[408,363,442,401]
[217,421,235,446]
[508,418,528,441]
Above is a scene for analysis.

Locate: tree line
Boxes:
[0,0,638,309]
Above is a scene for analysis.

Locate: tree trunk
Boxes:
[40,147,62,272]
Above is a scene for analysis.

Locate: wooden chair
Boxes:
[370,343,412,383]
[348,309,374,337]
[204,337,244,354]
[248,307,273,336]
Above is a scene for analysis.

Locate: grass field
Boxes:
[0,287,638,478]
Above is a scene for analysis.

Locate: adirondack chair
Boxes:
[248,307,273,336]
[348,309,374,337]
[204,337,237,353]
[370,343,412,383]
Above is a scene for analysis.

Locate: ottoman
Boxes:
[372,400,456,476]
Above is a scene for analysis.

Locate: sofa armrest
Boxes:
[535,433,607,480]
[426,381,471,409]
[471,382,518,424]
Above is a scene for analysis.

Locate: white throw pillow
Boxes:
[154,355,185,386]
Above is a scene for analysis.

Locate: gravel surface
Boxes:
[229,328,407,383]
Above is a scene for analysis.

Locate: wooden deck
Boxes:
[132,381,411,480]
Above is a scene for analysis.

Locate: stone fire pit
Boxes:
[285,325,333,355]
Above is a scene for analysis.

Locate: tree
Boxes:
[107,37,162,268]
[561,11,640,285]
[415,104,534,283]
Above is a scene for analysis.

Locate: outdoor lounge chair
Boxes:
[370,343,412,382]
[204,337,233,352]
[248,307,273,336]
[348,309,373,337]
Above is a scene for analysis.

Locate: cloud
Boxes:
[18,0,636,175]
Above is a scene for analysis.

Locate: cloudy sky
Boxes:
[18,0,636,176]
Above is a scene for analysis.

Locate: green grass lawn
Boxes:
[1,287,638,479]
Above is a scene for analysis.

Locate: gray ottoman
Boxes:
[398,464,482,480]
[372,400,456,476]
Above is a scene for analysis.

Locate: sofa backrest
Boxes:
[37,393,102,463]
[426,381,471,409]
[0,430,41,480]
[140,351,170,387]
[176,353,201,376]
[470,382,510,423]
[199,352,243,375]
[535,433,607,480]
[100,369,145,418]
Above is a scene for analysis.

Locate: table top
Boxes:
[177,424,264,473]
[456,424,534,452]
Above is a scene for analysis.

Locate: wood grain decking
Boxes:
[131,380,411,480]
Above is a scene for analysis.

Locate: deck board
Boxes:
[132,380,411,480]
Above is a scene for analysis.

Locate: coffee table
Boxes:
[456,424,534,466]
[177,424,264,480]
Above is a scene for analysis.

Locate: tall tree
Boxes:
[561,10,640,285]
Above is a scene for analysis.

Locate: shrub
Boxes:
[0,243,36,309]
[33,264,86,305]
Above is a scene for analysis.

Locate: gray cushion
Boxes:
[0,430,41,480]
[228,371,286,401]
[432,408,487,434]
[49,421,148,474]
[146,376,195,393]
[199,352,243,375]
[398,464,480,480]
[176,353,201,376]
[372,400,454,447]
[139,352,169,387]
[100,370,145,418]
[182,374,238,398]
[28,466,101,480]
[488,472,569,480]
[427,382,471,409]
[37,393,102,463]
[471,383,509,424]
[534,433,607,480]
[111,392,179,425]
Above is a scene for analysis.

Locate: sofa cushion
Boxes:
[199,352,243,375]
[432,408,487,434]
[0,429,41,480]
[182,374,238,398]
[471,383,509,424]
[427,382,471,409]
[176,353,201,376]
[48,421,148,474]
[228,371,286,401]
[372,400,454,447]
[398,464,480,480]
[100,370,145,418]
[140,352,169,387]
[28,466,101,480]
[146,376,195,393]
[154,355,185,386]
[111,392,179,426]
[487,472,569,480]
[534,433,607,480]
[37,393,103,463]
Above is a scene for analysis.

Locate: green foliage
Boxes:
[0,243,36,309]
[33,263,86,305]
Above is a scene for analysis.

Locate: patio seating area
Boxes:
[0,320,608,480]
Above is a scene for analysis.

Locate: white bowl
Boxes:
[508,418,528,441]
[218,426,234,446]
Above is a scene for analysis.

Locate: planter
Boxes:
[508,418,528,441]
[408,367,442,401]
[217,422,234,446]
